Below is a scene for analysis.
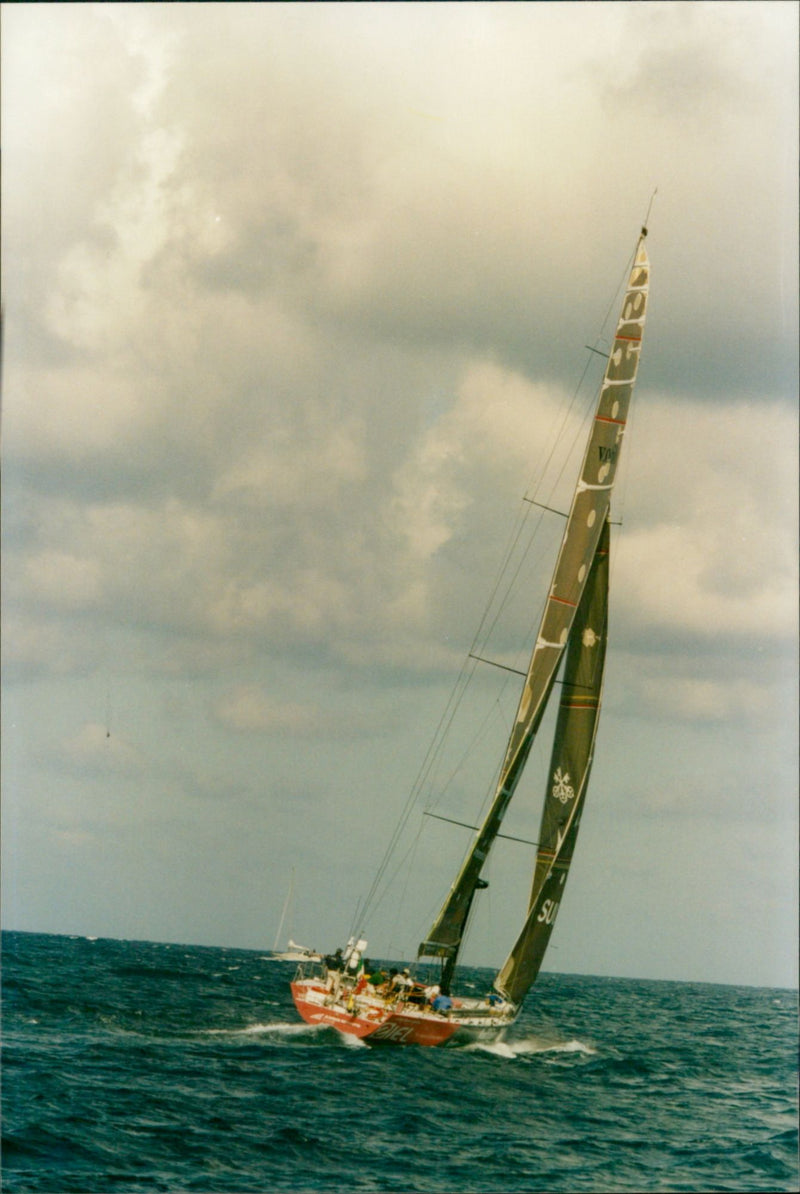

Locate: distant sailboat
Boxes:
[271,871,320,961]
[291,227,651,1045]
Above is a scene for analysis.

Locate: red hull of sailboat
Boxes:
[291,980,460,1046]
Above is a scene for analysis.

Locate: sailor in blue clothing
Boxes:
[432,993,453,1015]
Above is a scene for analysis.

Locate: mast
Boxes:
[418,230,650,989]
[273,870,294,951]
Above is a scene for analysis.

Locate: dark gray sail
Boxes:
[494,517,609,1005]
[418,233,649,986]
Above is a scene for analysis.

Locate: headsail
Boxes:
[494,517,609,1004]
[418,232,649,986]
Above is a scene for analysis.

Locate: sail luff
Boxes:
[418,233,649,974]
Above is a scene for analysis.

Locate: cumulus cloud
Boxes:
[616,397,798,642]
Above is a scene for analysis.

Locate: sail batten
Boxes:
[419,234,649,987]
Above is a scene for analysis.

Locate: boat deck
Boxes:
[291,963,516,1046]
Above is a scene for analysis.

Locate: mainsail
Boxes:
[418,231,650,993]
[494,517,608,1004]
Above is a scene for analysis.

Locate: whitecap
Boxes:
[516,1036,596,1056]
[469,1035,597,1059]
[465,1040,518,1059]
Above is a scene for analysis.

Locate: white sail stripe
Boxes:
[576,481,613,492]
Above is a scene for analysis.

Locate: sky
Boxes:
[2,1,797,990]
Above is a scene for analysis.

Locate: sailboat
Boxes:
[291,227,650,1045]
[271,871,321,961]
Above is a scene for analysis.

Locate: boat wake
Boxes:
[467,1035,597,1060]
[199,1021,298,1037]
[201,1020,365,1047]
[199,1019,594,1058]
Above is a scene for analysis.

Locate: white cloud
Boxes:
[212,416,367,508]
[213,685,316,735]
[616,397,798,640]
[23,550,103,610]
[627,670,778,725]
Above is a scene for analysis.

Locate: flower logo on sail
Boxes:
[552,768,575,804]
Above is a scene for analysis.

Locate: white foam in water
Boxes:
[337,1032,368,1049]
[237,1021,367,1047]
[468,1035,596,1059]
[198,1019,373,1047]
[516,1036,596,1056]
[244,1021,322,1037]
[466,1040,518,1059]
[201,1021,320,1038]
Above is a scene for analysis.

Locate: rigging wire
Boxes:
[352,658,479,935]
[466,361,597,671]
[472,387,598,680]
[426,695,510,814]
[384,815,426,960]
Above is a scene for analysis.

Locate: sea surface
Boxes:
[2,932,797,1193]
